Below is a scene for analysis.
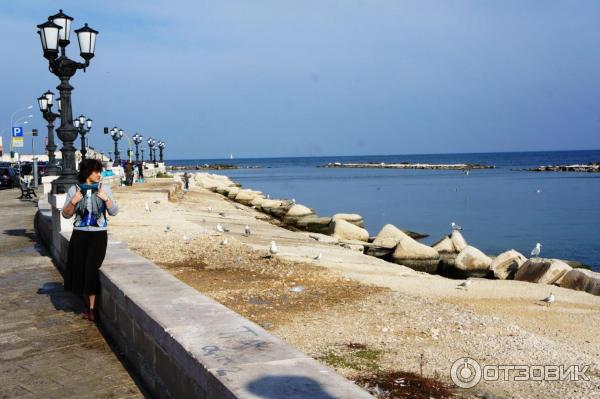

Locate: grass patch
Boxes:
[318,343,383,372]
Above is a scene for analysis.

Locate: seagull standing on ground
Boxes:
[216,223,225,233]
[458,279,472,290]
[269,241,279,256]
[451,222,462,231]
[145,201,151,213]
[531,243,542,257]
[220,238,228,246]
[207,206,213,213]
[541,293,555,307]
[244,224,252,236]
[314,253,322,261]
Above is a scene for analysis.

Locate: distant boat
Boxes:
[229,153,234,160]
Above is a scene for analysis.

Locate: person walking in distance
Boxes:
[137,161,144,181]
[62,159,119,321]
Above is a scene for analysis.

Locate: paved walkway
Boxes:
[0,188,143,398]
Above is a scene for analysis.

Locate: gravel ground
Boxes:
[108,182,600,399]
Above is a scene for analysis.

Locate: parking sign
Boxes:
[11,127,23,137]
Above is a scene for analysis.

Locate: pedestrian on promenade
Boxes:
[183,172,190,190]
[62,159,119,321]
[137,162,144,181]
[124,160,134,186]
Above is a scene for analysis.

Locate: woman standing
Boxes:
[62,159,119,321]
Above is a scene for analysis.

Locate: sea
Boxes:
[168,150,600,271]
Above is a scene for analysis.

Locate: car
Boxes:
[0,167,19,188]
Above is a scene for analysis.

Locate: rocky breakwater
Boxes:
[321,162,495,170]
[191,172,600,296]
[522,162,600,173]
[168,163,261,171]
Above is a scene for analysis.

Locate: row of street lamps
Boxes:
[35,10,166,193]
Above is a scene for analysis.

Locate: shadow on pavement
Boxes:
[247,375,337,399]
[37,281,86,314]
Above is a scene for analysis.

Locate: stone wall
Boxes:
[35,189,371,399]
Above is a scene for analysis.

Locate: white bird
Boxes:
[451,222,462,231]
[244,225,252,236]
[536,189,542,194]
[291,198,296,204]
[216,223,225,233]
[314,253,322,261]
[144,201,151,212]
[220,238,229,246]
[165,225,171,232]
[269,241,279,256]
[458,279,472,289]
[207,206,213,213]
[531,243,542,257]
[541,293,555,307]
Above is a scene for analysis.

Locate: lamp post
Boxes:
[104,126,123,166]
[132,133,143,163]
[37,9,98,193]
[37,90,60,175]
[158,141,165,162]
[74,114,92,160]
[147,138,156,163]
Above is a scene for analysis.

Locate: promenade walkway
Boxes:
[0,188,143,398]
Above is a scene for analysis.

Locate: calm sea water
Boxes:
[169,150,600,271]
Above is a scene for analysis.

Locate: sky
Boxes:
[1,0,600,159]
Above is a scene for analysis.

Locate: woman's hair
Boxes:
[77,159,104,183]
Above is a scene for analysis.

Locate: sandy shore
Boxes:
[108,179,600,399]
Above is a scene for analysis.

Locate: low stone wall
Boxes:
[35,191,371,398]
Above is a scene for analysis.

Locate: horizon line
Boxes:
[165,148,600,162]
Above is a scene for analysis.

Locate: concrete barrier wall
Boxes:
[35,197,372,399]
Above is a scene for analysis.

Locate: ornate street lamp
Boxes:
[104,126,123,166]
[37,9,98,193]
[158,141,166,162]
[132,133,143,163]
[73,114,92,160]
[147,138,156,163]
[37,90,60,176]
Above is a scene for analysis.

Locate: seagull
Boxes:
[144,201,151,213]
[207,206,213,213]
[165,225,171,233]
[531,243,542,257]
[218,212,226,217]
[269,241,279,256]
[244,225,252,236]
[451,222,462,231]
[220,238,229,246]
[291,198,296,204]
[536,189,542,194]
[216,223,225,233]
[153,200,160,204]
[314,253,322,261]
[541,293,555,307]
[458,279,472,289]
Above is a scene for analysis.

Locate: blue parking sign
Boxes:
[11,127,23,137]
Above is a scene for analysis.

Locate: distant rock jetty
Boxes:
[521,162,600,173]
[320,162,496,170]
[168,164,260,171]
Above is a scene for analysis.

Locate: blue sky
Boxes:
[2,1,600,159]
